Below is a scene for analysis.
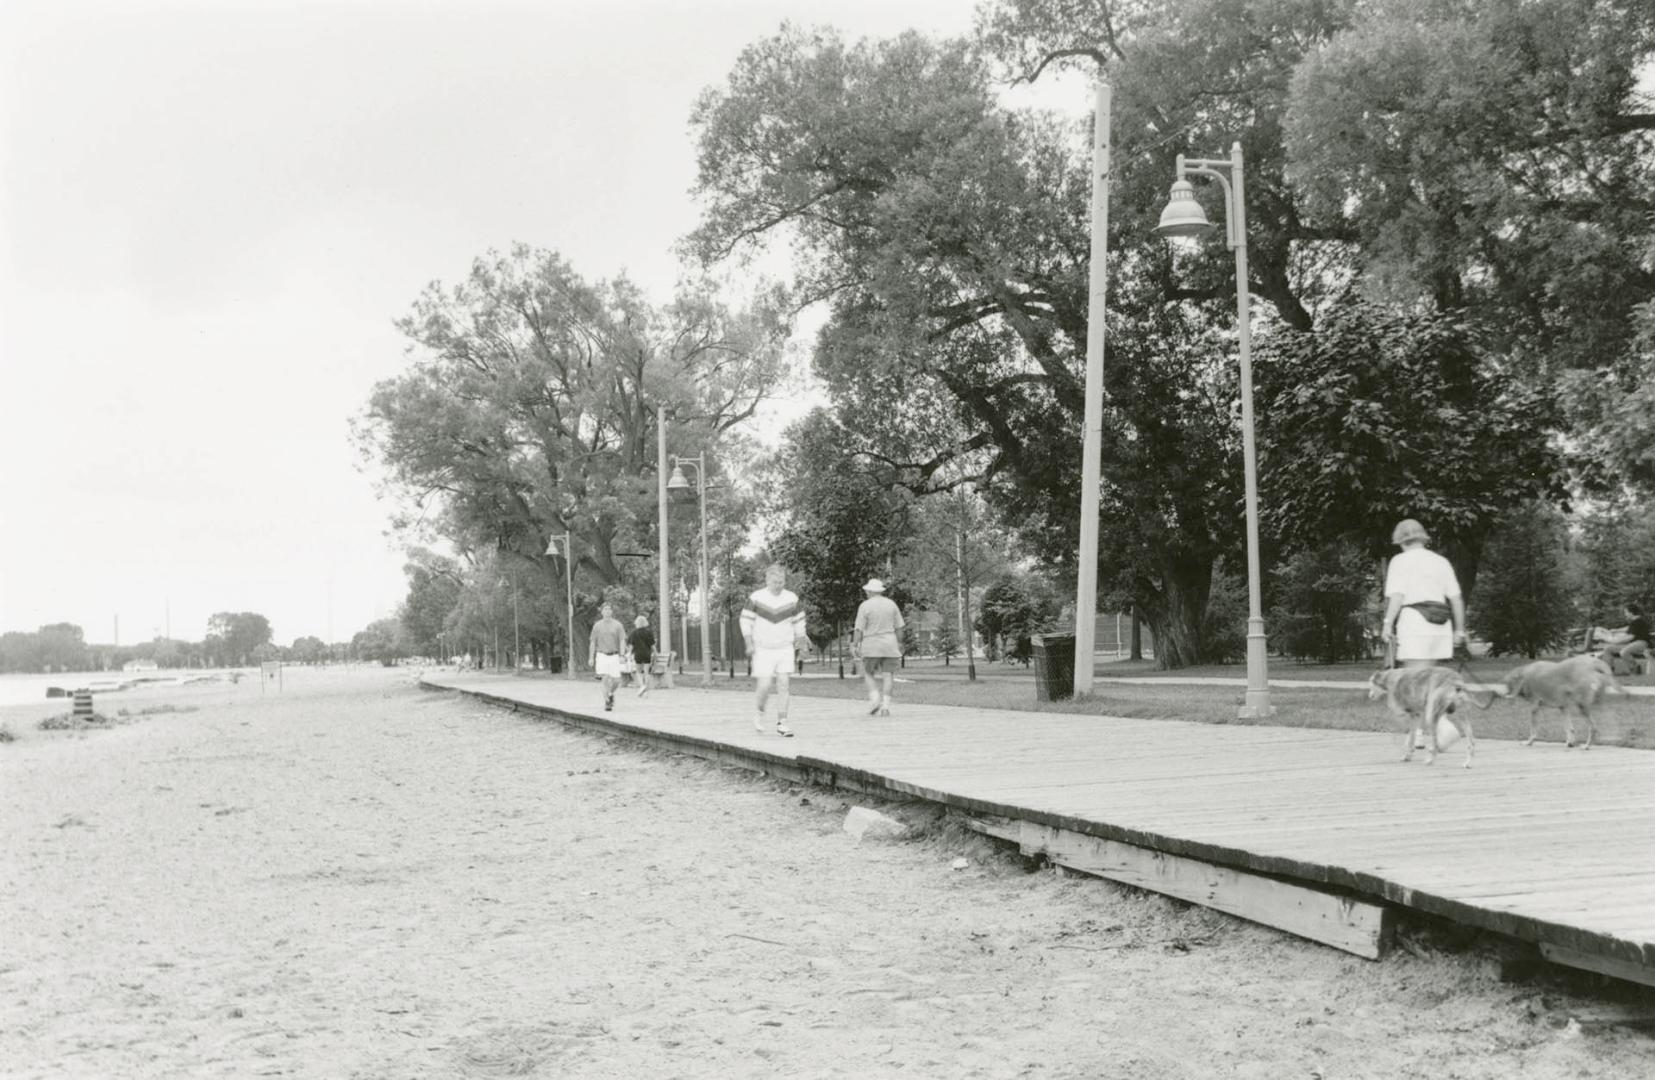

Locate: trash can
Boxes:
[1033,632,1076,702]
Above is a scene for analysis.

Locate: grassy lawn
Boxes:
[681,654,1655,749]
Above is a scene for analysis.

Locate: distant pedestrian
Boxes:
[589,603,627,712]
[628,615,656,697]
[1380,519,1466,670]
[853,578,904,716]
[739,564,806,737]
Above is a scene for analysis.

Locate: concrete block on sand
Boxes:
[843,806,907,841]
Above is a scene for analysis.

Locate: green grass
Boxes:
[679,655,1655,749]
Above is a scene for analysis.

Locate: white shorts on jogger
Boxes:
[750,646,795,678]
[594,653,623,678]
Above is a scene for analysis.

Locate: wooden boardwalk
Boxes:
[422,671,1655,983]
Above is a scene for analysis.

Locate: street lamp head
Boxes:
[544,536,563,557]
[1155,178,1214,239]
[666,463,692,494]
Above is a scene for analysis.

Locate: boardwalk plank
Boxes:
[425,673,1655,978]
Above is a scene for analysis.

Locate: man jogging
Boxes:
[739,564,807,737]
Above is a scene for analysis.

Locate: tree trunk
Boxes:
[1138,558,1214,670]
[1129,606,1143,661]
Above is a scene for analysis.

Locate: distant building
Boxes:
[123,658,160,672]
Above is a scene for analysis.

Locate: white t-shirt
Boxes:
[1383,547,1462,604]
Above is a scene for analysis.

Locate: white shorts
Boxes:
[751,646,795,678]
[1395,608,1453,661]
[594,653,623,678]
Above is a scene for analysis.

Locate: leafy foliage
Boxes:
[1254,295,1567,592]
[1468,502,1578,658]
[1268,541,1374,663]
[205,612,273,667]
[356,245,787,662]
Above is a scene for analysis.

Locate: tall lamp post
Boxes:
[655,405,674,689]
[667,453,713,687]
[1155,142,1274,719]
[496,577,519,671]
[543,532,577,681]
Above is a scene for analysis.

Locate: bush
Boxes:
[1201,566,1249,664]
[1469,502,1577,658]
[1269,541,1373,663]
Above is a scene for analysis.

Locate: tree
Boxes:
[357,245,788,665]
[204,613,272,667]
[976,573,1057,666]
[352,618,408,667]
[1577,504,1655,640]
[690,26,1277,667]
[1254,296,1567,594]
[1469,502,1579,658]
[1268,541,1374,663]
[763,410,914,676]
[400,550,463,657]
[934,624,961,666]
[1285,0,1655,370]
[289,636,328,665]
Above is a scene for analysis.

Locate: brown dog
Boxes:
[1368,667,1493,768]
[1502,655,1625,749]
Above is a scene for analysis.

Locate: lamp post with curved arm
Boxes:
[667,453,713,688]
[1155,142,1274,720]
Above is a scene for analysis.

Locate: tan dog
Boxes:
[1502,655,1625,749]
[1368,667,1493,768]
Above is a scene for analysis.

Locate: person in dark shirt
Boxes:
[628,616,656,698]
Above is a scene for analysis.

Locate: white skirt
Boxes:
[1395,607,1453,661]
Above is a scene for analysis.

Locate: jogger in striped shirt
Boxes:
[740,564,807,737]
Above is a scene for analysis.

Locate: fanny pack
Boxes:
[1405,600,1453,625]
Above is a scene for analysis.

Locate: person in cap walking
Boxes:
[853,578,905,716]
[1380,518,1466,670]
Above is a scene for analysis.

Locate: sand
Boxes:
[3,666,1652,1078]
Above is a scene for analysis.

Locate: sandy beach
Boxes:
[3,666,1652,1079]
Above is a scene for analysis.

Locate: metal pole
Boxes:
[657,404,673,688]
[1229,142,1274,719]
[513,588,520,671]
[1073,80,1111,697]
[564,537,575,681]
[697,461,712,687]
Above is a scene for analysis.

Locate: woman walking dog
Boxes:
[1380,518,1467,667]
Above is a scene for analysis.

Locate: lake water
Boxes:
[0,670,235,706]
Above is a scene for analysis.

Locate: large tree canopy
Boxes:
[1284,0,1655,370]
[357,246,788,657]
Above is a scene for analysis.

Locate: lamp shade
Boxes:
[666,464,691,492]
[544,536,563,557]
[1154,179,1213,238]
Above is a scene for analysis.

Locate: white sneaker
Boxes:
[753,715,767,733]
[775,720,794,738]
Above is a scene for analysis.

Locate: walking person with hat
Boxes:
[1380,518,1467,670]
[853,578,905,716]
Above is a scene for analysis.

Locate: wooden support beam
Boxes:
[1018,822,1393,960]
[1540,942,1655,988]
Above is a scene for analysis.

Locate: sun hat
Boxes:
[862,578,886,593]
[1391,518,1429,546]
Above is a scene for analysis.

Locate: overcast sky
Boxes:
[0,0,1056,647]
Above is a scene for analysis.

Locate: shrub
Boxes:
[1470,502,1577,658]
[1269,541,1373,663]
